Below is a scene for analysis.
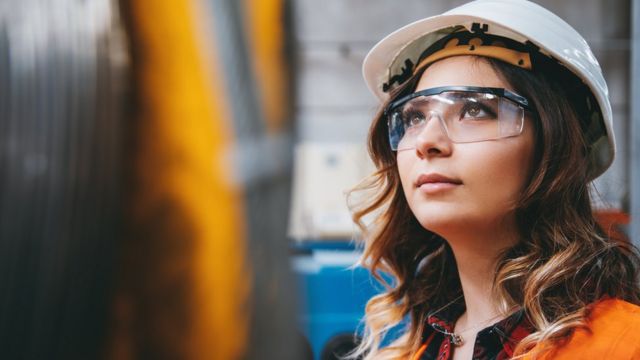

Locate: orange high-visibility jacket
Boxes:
[413,298,640,359]
[526,299,640,359]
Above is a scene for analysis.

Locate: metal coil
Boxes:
[0,0,128,358]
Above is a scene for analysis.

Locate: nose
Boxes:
[413,111,452,157]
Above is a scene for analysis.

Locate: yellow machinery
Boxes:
[0,0,298,358]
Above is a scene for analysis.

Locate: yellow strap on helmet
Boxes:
[414,36,532,74]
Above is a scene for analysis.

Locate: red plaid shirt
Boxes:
[416,301,533,360]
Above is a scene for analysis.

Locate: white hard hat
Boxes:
[362,0,614,179]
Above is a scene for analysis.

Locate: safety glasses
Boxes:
[385,86,534,151]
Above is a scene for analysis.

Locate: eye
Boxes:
[464,103,484,117]
[460,101,496,120]
[403,110,426,128]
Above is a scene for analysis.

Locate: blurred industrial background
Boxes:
[0,0,636,359]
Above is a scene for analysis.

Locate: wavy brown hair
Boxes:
[348,55,640,359]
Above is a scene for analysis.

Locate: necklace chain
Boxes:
[431,313,503,347]
[455,312,505,334]
[428,296,512,347]
[427,294,463,318]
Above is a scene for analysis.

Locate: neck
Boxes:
[453,241,502,326]
[440,220,519,328]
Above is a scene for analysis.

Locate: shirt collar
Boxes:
[424,300,533,356]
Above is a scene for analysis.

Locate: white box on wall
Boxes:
[288,142,375,240]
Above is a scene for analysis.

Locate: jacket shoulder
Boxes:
[531,299,640,359]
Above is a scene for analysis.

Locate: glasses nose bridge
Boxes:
[412,108,451,147]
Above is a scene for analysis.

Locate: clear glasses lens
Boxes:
[388,91,525,151]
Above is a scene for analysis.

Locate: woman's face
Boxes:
[397,56,536,237]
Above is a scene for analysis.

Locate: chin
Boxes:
[411,202,490,233]
[414,212,470,235]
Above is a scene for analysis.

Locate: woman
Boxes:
[349,0,640,359]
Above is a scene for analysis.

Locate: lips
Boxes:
[415,173,463,187]
[415,173,462,194]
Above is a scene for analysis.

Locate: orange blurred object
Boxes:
[594,209,630,243]
[243,0,290,133]
[111,0,249,359]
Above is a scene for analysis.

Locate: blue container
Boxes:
[292,241,385,360]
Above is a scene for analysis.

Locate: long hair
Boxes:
[348,55,640,359]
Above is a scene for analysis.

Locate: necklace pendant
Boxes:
[451,334,464,346]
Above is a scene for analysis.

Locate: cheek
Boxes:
[465,140,535,209]
[396,153,416,199]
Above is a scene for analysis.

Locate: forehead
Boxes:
[415,56,511,92]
